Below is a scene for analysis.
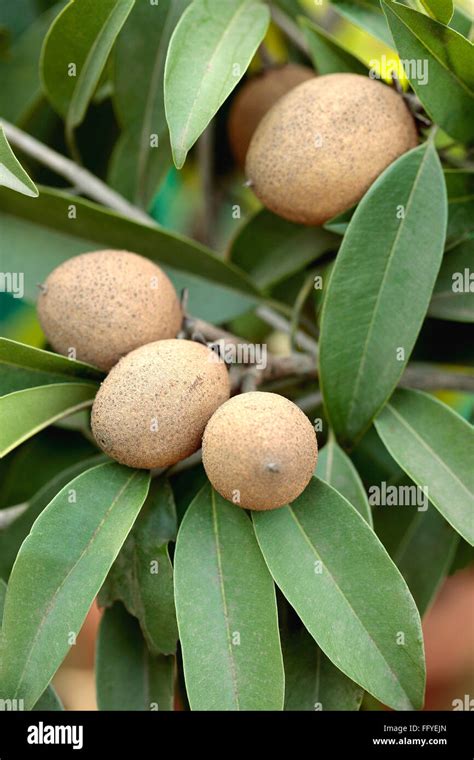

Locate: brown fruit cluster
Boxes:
[38,244,318,508]
[244,72,418,225]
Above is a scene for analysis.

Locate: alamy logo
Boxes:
[0,698,25,711]
[0,271,24,299]
[368,482,428,512]
[27,722,84,750]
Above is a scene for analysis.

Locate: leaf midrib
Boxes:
[287,507,415,706]
[381,403,473,502]
[173,0,256,161]
[211,489,240,710]
[346,145,431,432]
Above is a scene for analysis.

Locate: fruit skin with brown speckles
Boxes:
[202,391,318,510]
[245,73,418,226]
[37,250,182,371]
[228,64,315,167]
[91,339,231,469]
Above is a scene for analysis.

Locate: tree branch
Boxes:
[269,4,310,56]
[0,118,154,227]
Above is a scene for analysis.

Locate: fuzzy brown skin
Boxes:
[228,64,315,167]
[91,339,231,469]
[202,392,318,510]
[246,73,418,226]
[37,250,182,371]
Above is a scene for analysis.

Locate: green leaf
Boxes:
[0,338,104,395]
[0,127,38,197]
[374,389,474,545]
[253,478,425,711]
[0,382,97,457]
[174,484,284,710]
[229,208,337,291]
[316,437,372,526]
[0,186,260,318]
[110,0,190,208]
[0,3,64,124]
[428,237,474,322]
[40,0,134,136]
[382,1,474,144]
[419,0,453,25]
[0,577,64,710]
[164,0,270,169]
[319,142,447,445]
[331,0,394,47]
[0,462,150,710]
[373,486,459,615]
[284,627,363,711]
[0,455,106,580]
[99,479,178,656]
[299,16,367,76]
[96,603,174,711]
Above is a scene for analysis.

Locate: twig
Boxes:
[197,121,216,246]
[256,305,318,356]
[0,118,155,227]
[270,4,310,56]
[400,364,474,393]
[296,392,323,412]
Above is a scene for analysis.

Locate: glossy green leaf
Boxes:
[419,0,453,25]
[229,208,337,291]
[41,0,134,135]
[332,0,394,46]
[96,603,174,711]
[0,338,104,395]
[373,486,459,615]
[0,455,105,579]
[0,186,260,317]
[299,16,367,75]
[174,484,284,710]
[0,462,150,710]
[0,3,64,124]
[0,127,38,197]
[164,0,270,169]
[253,478,425,711]
[316,437,372,525]
[0,382,97,457]
[319,142,447,444]
[99,478,178,656]
[284,627,363,711]
[0,577,64,710]
[382,1,474,144]
[429,237,474,322]
[375,389,474,545]
[110,0,190,208]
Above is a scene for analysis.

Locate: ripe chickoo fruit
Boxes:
[246,73,418,226]
[202,392,318,510]
[228,63,315,167]
[37,250,182,371]
[91,339,231,469]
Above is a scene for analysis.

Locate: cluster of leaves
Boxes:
[0,0,473,711]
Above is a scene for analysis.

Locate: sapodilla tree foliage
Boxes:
[0,0,473,713]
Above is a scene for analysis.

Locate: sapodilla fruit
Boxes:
[91,339,230,469]
[245,73,418,225]
[37,250,182,371]
[202,391,318,510]
[228,63,315,167]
